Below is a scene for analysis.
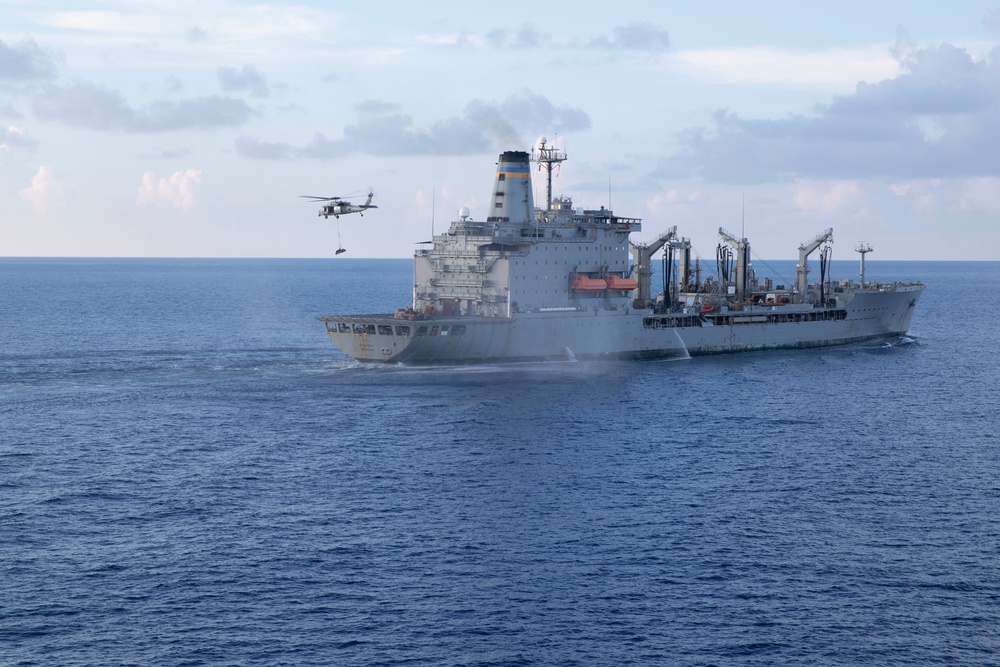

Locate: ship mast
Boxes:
[856,242,873,285]
[531,137,567,212]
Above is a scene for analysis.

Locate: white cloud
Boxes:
[646,188,702,214]
[668,45,898,90]
[959,177,1000,214]
[33,82,252,132]
[879,177,1000,216]
[660,43,1000,184]
[30,3,344,67]
[19,165,66,213]
[186,26,209,43]
[217,64,269,97]
[237,92,591,160]
[1,126,38,151]
[907,179,944,216]
[791,180,864,216]
[0,38,59,80]
[138,169,202,212]
[649,190,679,209]
[44,10,157,33]
[485,24,545,49]
[984,9,1000,34]
[435,22,669,52]
[587,23,670,50]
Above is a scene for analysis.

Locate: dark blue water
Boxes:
[2,258,999,666]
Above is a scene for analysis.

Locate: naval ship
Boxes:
[320,142,923,364]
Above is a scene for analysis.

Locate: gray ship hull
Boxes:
[322,309,687,364]
[321,283,923,364]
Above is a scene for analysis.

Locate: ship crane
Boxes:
[718,227,750,302]
[796,228,834,303]
[629,226,677,306]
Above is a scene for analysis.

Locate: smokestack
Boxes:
[487,151,534,225]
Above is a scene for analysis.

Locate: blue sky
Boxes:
[2,1,999,259]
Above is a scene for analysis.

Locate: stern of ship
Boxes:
[320,315,422,363]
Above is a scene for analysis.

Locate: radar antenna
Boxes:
[531,137,567,212]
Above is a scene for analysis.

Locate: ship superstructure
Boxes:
[320,144,923,364]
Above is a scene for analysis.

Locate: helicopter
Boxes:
[300,190,378,255]
[299,191,377,219]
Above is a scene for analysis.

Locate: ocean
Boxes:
[2,257,999,666]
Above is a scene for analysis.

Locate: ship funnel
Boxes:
[487,151,535,225]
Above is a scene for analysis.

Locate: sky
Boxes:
[2,1,1000,260]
